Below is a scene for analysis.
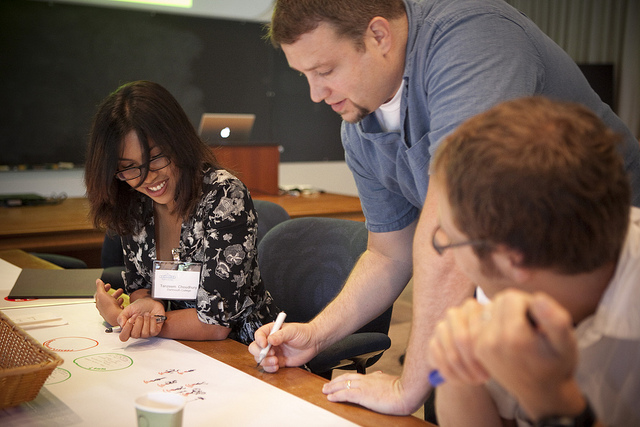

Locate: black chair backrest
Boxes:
[258,217,392,335]
[101,232,124,268]
[253,199,290,244]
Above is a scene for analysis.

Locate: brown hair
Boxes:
[267,0,406,48]
[432,96,630,274]
[84,81,221,235]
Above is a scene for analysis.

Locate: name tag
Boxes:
[152,260,202,300]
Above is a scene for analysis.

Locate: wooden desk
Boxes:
[0,250,430,427]
[184,340,429,427]
[0,198,105,266]
[0,194,364,267]
[212,144,280,196]
[255,192,365,222]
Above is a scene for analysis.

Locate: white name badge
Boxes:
[152,260,202,300]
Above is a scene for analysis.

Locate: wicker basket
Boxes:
[0,310,64,408]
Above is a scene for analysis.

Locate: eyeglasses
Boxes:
[431,224,487,255]
[115,154,171,181]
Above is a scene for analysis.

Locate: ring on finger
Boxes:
[346,380,351,390]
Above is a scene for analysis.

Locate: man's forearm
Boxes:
[398,252,474,412]
[397,191,475,412]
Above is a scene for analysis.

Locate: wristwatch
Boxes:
[534,399,596,427]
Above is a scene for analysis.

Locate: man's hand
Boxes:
[322,371,417,415]
[249,322,319,372]
[474,290,582,420]
[429,289,583,421]
[428,298,490,385]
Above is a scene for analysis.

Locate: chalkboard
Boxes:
[0,0,344,167]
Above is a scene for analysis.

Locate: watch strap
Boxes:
[534,398,596,427]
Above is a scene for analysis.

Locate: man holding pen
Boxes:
[426,96,640,426]
[249,0,640,418]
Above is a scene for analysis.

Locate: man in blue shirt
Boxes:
[249,0,640,416]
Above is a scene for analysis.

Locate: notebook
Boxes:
[198,113,255,145]
[8,268,104,299]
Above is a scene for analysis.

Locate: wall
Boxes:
[0,0,359,199]
[0,163,359,198]
[0,0,344,167]
[40,0,274,22]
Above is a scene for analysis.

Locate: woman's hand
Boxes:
[94,279,124,326]
[116,297,166,342]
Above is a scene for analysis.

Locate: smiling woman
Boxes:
[84,81,277,345]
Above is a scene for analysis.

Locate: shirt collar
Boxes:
[577,207,640,346]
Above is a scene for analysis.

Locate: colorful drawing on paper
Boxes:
[43,336,99,352]
[45,367,72,385]
[73,353,134,371]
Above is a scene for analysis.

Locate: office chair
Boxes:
[29,253,88,269]
[257,217,393,379]
[252,199,290,243]
[98,199,290,290]
[100,232,126,290]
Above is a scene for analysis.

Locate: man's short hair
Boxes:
[432,96,630,274]
[267,0,405,48]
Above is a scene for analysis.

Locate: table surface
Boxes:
[0,249,431,427]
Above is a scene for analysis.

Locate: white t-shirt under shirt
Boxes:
[374,84,404,133]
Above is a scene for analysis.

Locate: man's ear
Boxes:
[367,17,392,53]
[491,246,531,283]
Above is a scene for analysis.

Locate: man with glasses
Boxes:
[426,96,640,426]
[249,0,640,418]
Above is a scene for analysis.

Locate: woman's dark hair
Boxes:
[85,80,221,235]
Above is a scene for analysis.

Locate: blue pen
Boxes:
[429,369,445,387]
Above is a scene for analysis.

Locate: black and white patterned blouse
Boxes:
[121,168,276,345]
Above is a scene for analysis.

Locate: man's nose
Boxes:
[308,77,329,103]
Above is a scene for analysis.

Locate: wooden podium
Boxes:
[211,144,280,195]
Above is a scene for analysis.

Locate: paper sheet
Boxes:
[0,303,358,427]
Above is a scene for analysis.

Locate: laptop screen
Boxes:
[198,113,255,145]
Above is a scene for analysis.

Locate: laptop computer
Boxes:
[198,113,255,145]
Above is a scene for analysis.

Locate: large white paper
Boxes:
[0,303,357,427]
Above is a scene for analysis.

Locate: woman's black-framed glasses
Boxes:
[431,224,487,255]
[115,155,171,181]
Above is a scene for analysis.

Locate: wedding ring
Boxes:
[346,380,351,390]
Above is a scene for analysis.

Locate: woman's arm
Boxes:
[156,308,230,341]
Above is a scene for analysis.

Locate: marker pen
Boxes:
[256,312,287,367]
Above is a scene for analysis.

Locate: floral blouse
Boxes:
[121,168,276,345]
